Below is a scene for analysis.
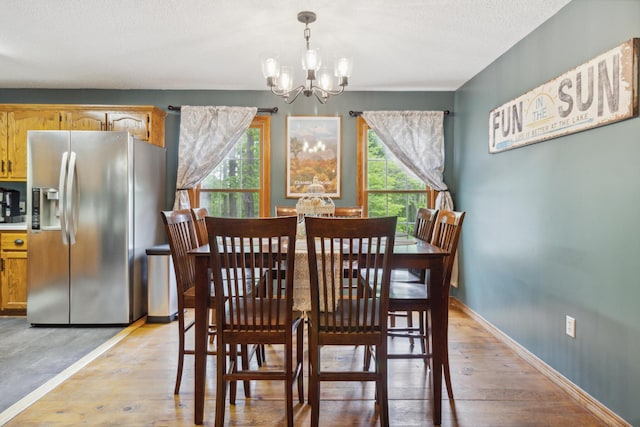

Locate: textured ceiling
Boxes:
[0,0,571,91]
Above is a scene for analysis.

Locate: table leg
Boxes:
[194,255,209,425]
[429,257,444,425]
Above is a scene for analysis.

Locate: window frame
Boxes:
[356,116,435,219]
[192,115,271,217]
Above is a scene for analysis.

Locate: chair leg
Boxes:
[240,344,251,398]
[308,322,320,427]
[419,310,427,365]
[215,340,227,427]
[209,308,216,345]
[377,342,390,427]
[174,314,185,394]
[407,310,415,346]
[229,345,238,405]
[296,322,305,403]
[285,338,294,427]
[363,345,371,371]
[443,308,454,399]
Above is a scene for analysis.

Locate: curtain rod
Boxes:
[348,110,450,117]
[168,105,279,115]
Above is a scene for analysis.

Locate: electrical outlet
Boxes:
[19,201,26,213]
[566,315,576,338]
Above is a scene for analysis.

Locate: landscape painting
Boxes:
[286,116,341,198]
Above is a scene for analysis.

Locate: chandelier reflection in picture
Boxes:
[261,11,352,104]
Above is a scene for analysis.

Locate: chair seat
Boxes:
[389,281,428,300]
[224,297,302,329]
[390,269,424,283]
[318,299,383,330]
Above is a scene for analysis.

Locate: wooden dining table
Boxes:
[190,236,450,425]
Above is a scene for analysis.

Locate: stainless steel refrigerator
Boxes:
[26,131,166,325]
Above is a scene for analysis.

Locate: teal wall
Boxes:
[453,1,640,424]
[0,90,454,211]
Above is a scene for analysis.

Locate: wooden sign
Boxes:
[489,38,638,153]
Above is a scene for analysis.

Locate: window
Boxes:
[197,116,271,217]
[356,117,434,235]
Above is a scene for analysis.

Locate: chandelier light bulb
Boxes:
[317,68,333,92]
[302,48,321,71]
[334,57,352,78]
[277,66,294,91]
[261,54,280,79]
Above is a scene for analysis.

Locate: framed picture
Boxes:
[286,115,341,198]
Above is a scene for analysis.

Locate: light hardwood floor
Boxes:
[4,303,605,426]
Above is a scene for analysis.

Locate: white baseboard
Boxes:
[451,298,630,427]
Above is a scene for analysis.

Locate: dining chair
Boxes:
[161,209,254,396]
[206,215,304,427]
[332,206,364,218]
[190,207,209,245]
[385,209,465,400]
[388,208,439,335]
[305,216,397,427]
[391,207,439,283]
[160,209,213,395]
[275,205,298,216]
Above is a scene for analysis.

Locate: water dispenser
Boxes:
[31,188,61,230]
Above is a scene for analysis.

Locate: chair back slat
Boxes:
[305,216,396,336]
[160,210,199,305]
[207,216,297,332]
[413,207,439,242]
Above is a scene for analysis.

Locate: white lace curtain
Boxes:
[361,110,459,286]
[361,110,453,210]
[173,106,257,209]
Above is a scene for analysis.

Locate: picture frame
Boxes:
[286,115,341,198]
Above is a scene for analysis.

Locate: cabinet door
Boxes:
[62,110,107,130]
[7,110,61,180]
[107,111,149,141]
[1,250,28,310]
[0,112,7,179]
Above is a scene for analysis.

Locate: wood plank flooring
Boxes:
[3,303,606,426]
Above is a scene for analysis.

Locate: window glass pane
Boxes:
[199,191,259,218]
[366,130,423,191]
[364,127,427,234]
[198,123,263,218]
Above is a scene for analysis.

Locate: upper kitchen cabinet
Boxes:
[62,110,107,131]
[0,108,61,181]
[62,106,166,147]
[0,104,166,182]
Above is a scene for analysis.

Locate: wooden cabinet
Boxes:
[61,107,165,146]
[0,104,166,182]
[0,104,166,313]
[0,232,28,311]
[0,109,61,181]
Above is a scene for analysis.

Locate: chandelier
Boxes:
[260,11,353,104]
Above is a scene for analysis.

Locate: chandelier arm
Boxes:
[312,90,329,104]
[270,84,304,98]
[282,86,306,104]
[310,84,346,97]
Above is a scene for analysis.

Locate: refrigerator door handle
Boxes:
[59,151,69,245]
[66,151,77,245]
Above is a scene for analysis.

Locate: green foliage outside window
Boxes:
[199,128,261,217]
[366,130,426,235]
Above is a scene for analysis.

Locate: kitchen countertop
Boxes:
[0,222,27,231]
